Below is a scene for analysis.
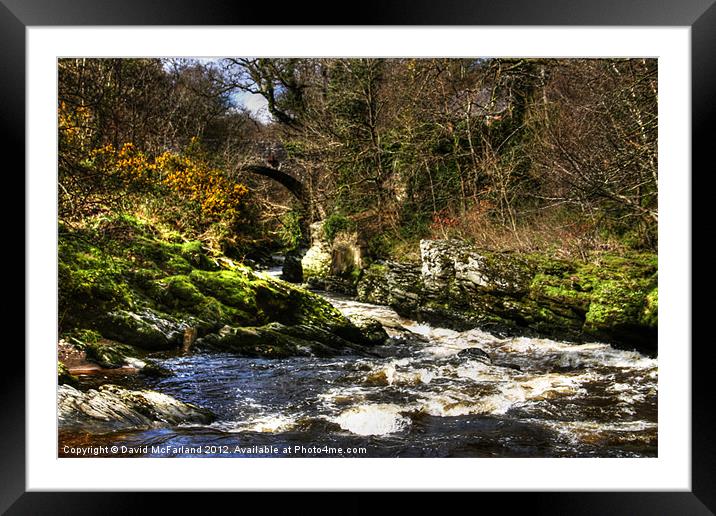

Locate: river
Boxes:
[59,265,658,458]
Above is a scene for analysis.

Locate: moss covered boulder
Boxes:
[195,321,374,358]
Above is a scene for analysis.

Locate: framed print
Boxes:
[6,0,712,512]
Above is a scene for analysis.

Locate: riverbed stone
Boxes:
[58,384,214,434]
[195,321,372,358]
[346,315,390,346]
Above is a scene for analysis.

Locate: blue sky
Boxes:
[232,89,271,124]
[163,57,272,124]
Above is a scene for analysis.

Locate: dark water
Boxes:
[59,289,657,458]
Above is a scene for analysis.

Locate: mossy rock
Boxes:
[641,287,658,327]
[584,279,653,329]
[363,241,658,350]
[196,322,369,358]
[356,263,392,305]
[187,270,258,314]
[196,324,312,358]
[455,251,535,295]
[139,359,173,378]
[70,336,138,368]
[345,315,389,346]
[529,273,592,313]
[58,362,78,386]
[96,309,184,350]
[58,237,135,326]
[150,275,246,326]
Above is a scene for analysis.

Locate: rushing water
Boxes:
[59,272,657,458]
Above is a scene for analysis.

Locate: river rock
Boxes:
[96,308,185,350]
[281,250,304,283]
[195,321,378,358]
[58,384,214,434]
[457,347,491,363]
[421,239,532,295]
[346,315,389,346]
[302,243,332,279]
[357,261,422,314]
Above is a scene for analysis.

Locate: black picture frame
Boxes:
[6,0,711,512]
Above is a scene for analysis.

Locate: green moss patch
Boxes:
[58,362,79,386]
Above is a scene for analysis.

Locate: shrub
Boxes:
[323,213,355,243]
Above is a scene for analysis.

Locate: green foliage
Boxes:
[69,329,102,344]
[367,233,392,259]
[277,210,304,251]
[323,213,356,243]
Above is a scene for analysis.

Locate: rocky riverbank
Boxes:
[58,214,386,433]
[59,214,382,361]
[356,240,657,352]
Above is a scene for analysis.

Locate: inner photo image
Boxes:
[57,57,658,458]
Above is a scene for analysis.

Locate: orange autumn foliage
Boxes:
[88,142,248,222]
[161,153,248,221]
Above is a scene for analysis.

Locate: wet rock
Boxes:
[347,315,389,346]
[281,250,304,283]
[494,362,522,371]
[57,384,214,434]
[97,308,184,350]
[69,337,139,368]
[457,347,491,363]
[194,321,370,358]
[137,359,173,377]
